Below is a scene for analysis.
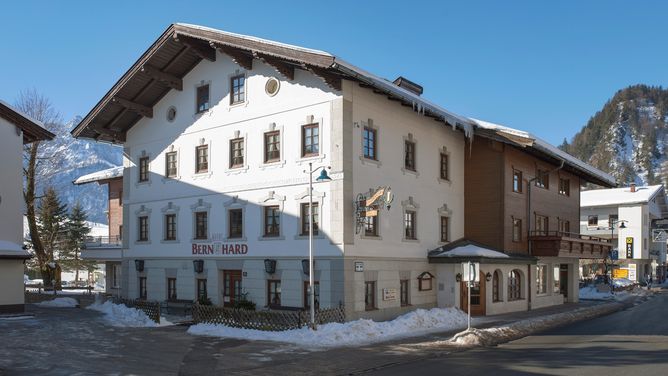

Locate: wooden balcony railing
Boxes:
[529,231,612,259]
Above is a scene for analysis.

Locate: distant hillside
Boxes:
[561,85,668,186]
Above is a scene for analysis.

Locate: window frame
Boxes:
[300,202,319,236]
[196,84,210,113]
[508,270,522,301]
[264,131,281,163]
[512,169,523,193]
[364,281,376,311]
[197,278,207,300]
[588,215,599,227]
[138,157,149,183]
[404,210,417,240]
[138,216,149,242]
[440,216,450,243]
[267,279,281,308]
[400,279,410,307]
[364,215,378,237]
[301,123,320,157]
[139,277,147,300]
[229,137,245,168]
[559,178,570,196]
[535,214,549,236]
[165,151,178,178]
[164,213,177,241]
[363,126,377,160]
[194,211,208,240]
[263,205,281,237]
[230,74,245,105]
[512,218,522,242]
[228,208,243,239]
[440,153,449,181]
[167,278,177,301]
[418,273,433,291]
[535,169,549,189]
[195,145,209,174]
[404,140,416,171]
[536,264,547,295]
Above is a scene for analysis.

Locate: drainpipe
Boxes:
[526,159,565,310]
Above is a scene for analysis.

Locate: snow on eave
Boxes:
[581,185,664,207]
[334,59,475,138]
[469,118,616,187]
[437,244,511,259]
[0,99,46,128]
[0,240,30,258]
[73,166,123,185]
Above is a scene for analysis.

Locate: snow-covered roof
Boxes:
[429,239,536,264]
[0,99,55,144]
[73,166,123,185]
[470,118,616,187]
[438,244,510,259]
[581,185,665,207]
[0,240,30,259]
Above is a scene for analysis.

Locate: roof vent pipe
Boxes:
[630,182,636,193]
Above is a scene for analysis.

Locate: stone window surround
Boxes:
[437,204,452,245]
[258,191,286,241]
[294,188,326,240]
[194,80,212,116]
[192,138,213,179]
[401,133,419,177]
[437,146,452,185]
[401,196,420,242]
[296,115,327,166]
[134,205,152,244]
[223,196,247,241]
[225,130,249,175]
[360,188,382,240]
[135,150,152,187]
[190,199,212,243]
[259,122,286,169]
[160,202,180,244]
[162,144,182,183]
[359,118,381,168]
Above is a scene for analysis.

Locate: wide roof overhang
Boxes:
[0,100,55,144]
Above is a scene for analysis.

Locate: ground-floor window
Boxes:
[197,279,207,300]
[400,279,409,306]
[492,270,501,302]
[508,270,521,300]
[303,281,320,309]
[111,264,120,288]
[268,280,281,308]
[536,264,547,294]
[553,265,561,293]
[167,278,177,301]
[139,277,147,300]
[365,281,376,311]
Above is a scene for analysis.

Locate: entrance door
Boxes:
[460,272,486,316]
[222,270,242,307]
[559,264,569,301]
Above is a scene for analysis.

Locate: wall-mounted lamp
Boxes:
[264,259,277,274]
[455,273,462,282]
[486,272,493,282]
[134,259,144,272]
[192,259,204,274]
[301,259,312,275]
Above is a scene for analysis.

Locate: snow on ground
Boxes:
[188,307,468,349]
[34,297,79,308]
[26,288,101,295]
[87,301,172,328]
[579,285,651,301]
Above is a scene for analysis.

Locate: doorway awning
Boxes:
[428,239,537,264]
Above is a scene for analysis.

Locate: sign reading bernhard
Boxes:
[191,243,248,255]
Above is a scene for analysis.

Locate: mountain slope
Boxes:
[562,85,668,186]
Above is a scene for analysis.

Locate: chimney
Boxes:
[630,182,636,193]
[393,76,423,96]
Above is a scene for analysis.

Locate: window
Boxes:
[112,264,120,288]
[404,210,416,240]
[196,84,209,113]
[197,279,207,300]
[229,138,244,168]
[440,153,449,180]
[264,131,280,163]
[195,145,208,173]
[512,218,522,242]
[536,265,547,295]
[588,215,598,227]
[609,214,618,225]
[553,266,561,293]
[194,212,208,240]
[165,151,177,177]
[535,169,549,189]
[230,75,245,104]
[165,214,177,241]
[304,281,320,309]
[364,281,376,310]
[302,124,319,157]
[492,270,501,302]
[138,216,149,242]
[400,279,409,307]
[119,225,123,241]
[364,215,378,237]
[559,178,570,196]
[228,209,243,239]
[404,140,416,171]
[513,169,523,193]
[300,203,319,235]
[264,206,280,237]
[167,278,177,301]
[138,157,149,182]
[418,272,434,291]
[535,215,548,236]
[558,219,570,234]
[363,127,377,160]
[440,216,449,242]
[267,280,281,307]
[508,270,521,300]
[139,277,147,300]
[119,190,122,206]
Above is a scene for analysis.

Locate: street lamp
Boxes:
[304,162,331,329]
[606,219,628,294]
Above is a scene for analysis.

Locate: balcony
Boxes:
[81,236,123,261]
[529,231,613,259]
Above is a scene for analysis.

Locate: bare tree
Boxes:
[16,89,62,289]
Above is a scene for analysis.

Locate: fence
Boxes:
[192,305,346,331]
[110,297,162,324]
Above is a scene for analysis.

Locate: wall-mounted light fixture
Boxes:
[264,259,277,274]
[455,273,462,282]
[486,272,493,282]
[301,259,311,275]
[134,259,144,272]
[192,259,204,274]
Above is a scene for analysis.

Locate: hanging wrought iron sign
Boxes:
[354,186,393,234]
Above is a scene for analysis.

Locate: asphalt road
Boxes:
[368,290,668,376]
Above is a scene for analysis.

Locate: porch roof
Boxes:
[428,239,537,264]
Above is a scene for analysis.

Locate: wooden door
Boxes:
[460,271,486,316]
[222,270,242,307]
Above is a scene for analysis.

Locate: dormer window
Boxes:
[197,84,210,113]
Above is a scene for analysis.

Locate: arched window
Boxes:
[492,270,502,302]
[508,269,522,301]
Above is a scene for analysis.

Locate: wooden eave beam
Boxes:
[302,64,342,91]
[140,65,183,91]
[253,52,294,80]
[92,125,125,142]
[213,43,253,70]
[174,34,216,62]
[112,97,153,118]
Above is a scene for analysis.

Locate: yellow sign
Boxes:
[365,188,385,207]
[626,237,633,244]
[613,269,628,278]
[362,209,378,217]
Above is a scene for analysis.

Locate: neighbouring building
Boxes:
[580,184,668,283]
[71,23,613,319]
[0,100,55,314]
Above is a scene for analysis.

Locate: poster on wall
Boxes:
[628,263,637,281]
[625,237,634,259]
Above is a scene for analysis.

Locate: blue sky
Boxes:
[1,0,666,145]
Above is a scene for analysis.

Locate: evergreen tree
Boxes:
[37,187,68,286]
[61,202,96,284]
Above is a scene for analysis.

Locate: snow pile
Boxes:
[579,285,651,301]
[188,307,468,348]
[87,301,171,327]
[34,297,79,308]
